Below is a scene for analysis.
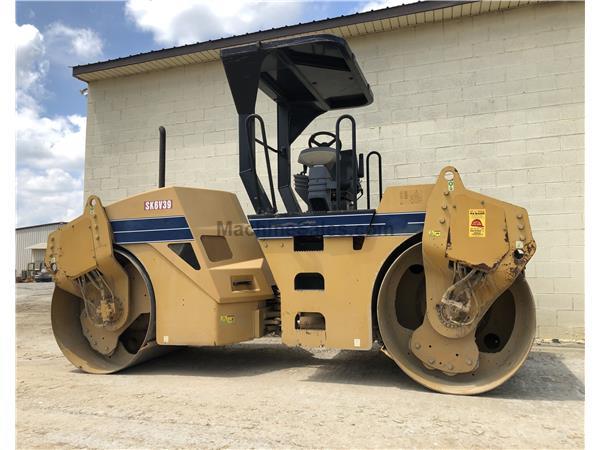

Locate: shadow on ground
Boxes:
[485,348,585,401]
[112,341,584,401]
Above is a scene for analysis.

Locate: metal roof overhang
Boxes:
[73,1,530,82]
[25,243,48,250]
[16,222,66,231]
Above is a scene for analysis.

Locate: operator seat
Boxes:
[294,145,361,212]
[297,147,337,166]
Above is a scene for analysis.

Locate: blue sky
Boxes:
[15,0,398,226]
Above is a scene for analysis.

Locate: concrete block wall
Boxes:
[84,1,584,339]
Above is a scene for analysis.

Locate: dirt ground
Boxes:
[16,282,584,449]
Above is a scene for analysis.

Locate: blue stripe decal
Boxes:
[111,216,188,232]
[110,216,193,244]
[113,229,193,244]
[249,211,425,239]
[368,212,425,237]
[110,211,426,242]
[250,211,373,239]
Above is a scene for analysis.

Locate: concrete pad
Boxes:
[16,282,584,449]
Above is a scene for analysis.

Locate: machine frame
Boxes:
[46,34,537,395]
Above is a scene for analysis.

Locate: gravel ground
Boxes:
[16,282,584,449]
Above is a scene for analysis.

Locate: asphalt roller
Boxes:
[47,34,537,394]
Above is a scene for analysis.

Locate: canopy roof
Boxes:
[221,34,373,115]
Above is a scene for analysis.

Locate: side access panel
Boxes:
[261,235,409,350]
[254,184,434,350]
[104,187,275,346]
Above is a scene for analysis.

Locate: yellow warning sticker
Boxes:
[428,230,441,238]
[468,209,486,238]
[220,315,235,325]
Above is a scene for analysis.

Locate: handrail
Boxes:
[245,114,278,213]
[366,151,383,209]
[334,114,357,210]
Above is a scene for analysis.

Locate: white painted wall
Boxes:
[84,2,584,339]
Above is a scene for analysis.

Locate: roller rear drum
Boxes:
[377,243,536,395]
[51,248,165,373]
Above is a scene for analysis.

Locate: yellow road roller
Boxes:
[46,35,536,395]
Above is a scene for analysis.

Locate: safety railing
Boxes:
[366,151,383,209]
[245,114,278,213]
[335,115,357,210]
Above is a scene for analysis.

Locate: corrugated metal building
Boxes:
[15,223,65,276]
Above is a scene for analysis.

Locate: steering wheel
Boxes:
[309,131,341,148]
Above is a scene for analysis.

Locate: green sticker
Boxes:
[220,315,235,325]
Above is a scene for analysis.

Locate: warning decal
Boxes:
[468,209,486,238]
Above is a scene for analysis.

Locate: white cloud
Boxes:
[125,0,305,46]
[16,109,86,173]
[16,168,83,226]
[45,22,104,63]
[19,168,83,195]
[15,23,48,112]
[15,116,85,226]
[15,23,95,227]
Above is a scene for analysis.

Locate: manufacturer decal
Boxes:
[468,209,486,238]
[220,315,235,325]
[144,199,173,211]
[428,230,441,238]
